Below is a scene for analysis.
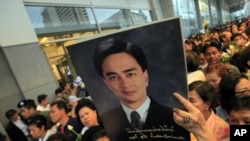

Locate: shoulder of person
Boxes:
[225,63,240,73]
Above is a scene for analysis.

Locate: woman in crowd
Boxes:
[239,47,250,79]
[205,63,229,106]
[188,81,229,141]
[74,98,103,135]
[28,114,55,141]
[218,73,250,121]
[173,93,217,141]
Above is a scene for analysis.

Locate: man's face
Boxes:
[102,53,148,109]
[223,31,232,42]
[56,92,63,98]
[229,110,250,125]
[64,83,71,91]
[20,107,33,119]
[204,46,221,65]
[199,53,207,66]
[29,124,44,139]
[42,97,49,105]
[50,105,64,123]
[10,113,19,121]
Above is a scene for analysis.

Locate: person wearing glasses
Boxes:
[218,73,250,121]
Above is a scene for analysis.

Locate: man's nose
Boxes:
[120,77,131,87]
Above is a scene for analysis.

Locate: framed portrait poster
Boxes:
[67,17,190,141]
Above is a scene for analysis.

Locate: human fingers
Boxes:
[173,93,199,113]
[173,108,193,130]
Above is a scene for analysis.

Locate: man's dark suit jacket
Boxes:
[5,121,27,141]
[101,98,190,141]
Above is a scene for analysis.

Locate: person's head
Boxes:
[199,52,208,69]
[219,73,250,109]
[227,95,250,125]
[93,38,149,109]
[5,109,19,121]
[37,94,49,105]
[46,133,70,141]
[245,26,250,39]
[17,99,36,119]
[202,41,222,65]
[185,50,199,73]
[81,126,109,141]
[231,33,245,48]
[211,31,219,41]
[50,101,69,123]
[205,63,228,92]
[240,46,250,70]
[184,40,193,51]
[241,32,248,42]
[55,87,64,98]
[219,30,232,43]
[188,81,216,118]
[75,98,101,127]
[231,24,239,34]
[28,114,47,139]
[61,82,71,91]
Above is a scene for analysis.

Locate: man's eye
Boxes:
[128,73,135,77]
[109,76,117,80]
[211,79,217,83]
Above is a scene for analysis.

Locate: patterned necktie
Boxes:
[130,111,143,129]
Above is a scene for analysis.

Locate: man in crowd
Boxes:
[50,100,83,141]
[5,109,29,141]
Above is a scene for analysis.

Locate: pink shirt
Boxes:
[206,110,229,141]
[191,110,229,141]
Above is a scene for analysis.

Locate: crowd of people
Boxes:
[185,17,250,140]
[3,80,108,141]
[2,17,250,141]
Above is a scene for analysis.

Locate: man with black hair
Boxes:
[5,109,29,141]
[54,87,69,103]
[37,94,50,111]
[202,40,240,74]
[17,99,53,129]
[50,100,83,141]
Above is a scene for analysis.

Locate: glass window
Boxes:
[25,5,98,42]
[93,8,134,32]
[199,0,210,30]
[130,9,152,25]
[219,0,231,23]
[210,0,218,27]
[172,0,198,38]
